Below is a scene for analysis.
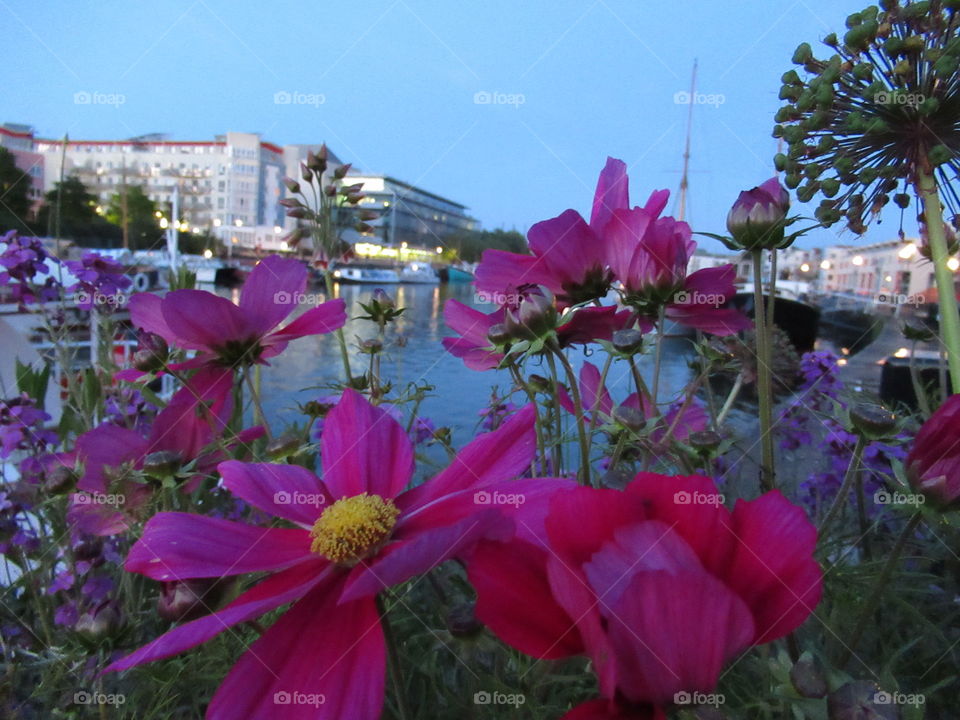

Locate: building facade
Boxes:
[3,123,476,255]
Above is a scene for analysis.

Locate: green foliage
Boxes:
[0,147,33,232]
[35,176,120,245]
[444,228,527,263]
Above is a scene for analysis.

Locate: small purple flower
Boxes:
[65,252,132,311]
[411,416,436,445]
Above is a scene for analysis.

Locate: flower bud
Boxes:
[283,177,301,194]
[333,163,352,180]
[902,317,934,342]
[906,395,960,509]
[527,374,551,393]
[142,450,184,480]
[132,332,168,373]
[789,652,828,699]
[504,288,557,341]
[849,403,896,439]
[75,602,121,640]
[265,433,302,460]
[44,465,77,495]
[612,328,644,354]
[360,338,383,354]
[827,681,898,720]
[689,430,722,452]
[158,578,229,622]
[726,177,791,250]
[300,162,313,182]
[446,602,484,638]
[487,323,512,346]
[612,406,646,433]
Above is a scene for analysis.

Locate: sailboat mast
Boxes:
[677,59,697,222]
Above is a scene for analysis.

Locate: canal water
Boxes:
[247,282,697,449]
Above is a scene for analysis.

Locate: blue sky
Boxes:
[1,0,895,252]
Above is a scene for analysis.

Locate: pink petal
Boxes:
[723,491,823,644]
[444,298,501,343]
[665,305,752,336]
[474,249,544,298]
[105,559,330,673]
[590,157,630,235]
[321,389,414,500]
[220,461,332,526]
[562,699,665,720]
[400,404,536,511]
[544,486,648,565]
[583,520,704,610]
[624,473,734,577]
[441,336,503,371]
[527,209,603,288]
[67,499,130,536]
[125,513,312,580]
[207,584,384,720]
[339,509,512,602]
[267,299,347,345]
[606,569,754,707]
[239,255,307,336]
[580,361,613,418]
[161,289,251,351]
[642,188,670,217]
[76,424,148,492]
[469,539,583,658]
[128,291,175,340]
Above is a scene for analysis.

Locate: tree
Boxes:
[36,176,120,246]
[106,185,162,250]
[0,147,34,233]
[445,228,527,263]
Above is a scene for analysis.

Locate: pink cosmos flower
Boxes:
[442,300,634,371]
[127,254,346,371]
[607,206,751,336]
[467,473,822,718]
[69,367,263,535]
[906,394,960,509]
[557,361,709,447]
[475,158,657,308]
[105,390,563,719]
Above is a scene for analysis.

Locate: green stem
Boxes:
[836,511,923,667]
[650,306,667,412]
[752,250,776,491]
[717,373,744,427]
[552,344,592,486]
[820,435,866,540]
[544,352,565,476]
[245,367,272,440]
[378,597,411,720]
[324,270,354,384]
[588,353,614,439]
[508,361,545,472]
[917,167,960,393]
[909,339,932,418]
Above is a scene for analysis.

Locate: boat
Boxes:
[728,287,821,353]
[399,262,439,284]
[332,265,400,284]
[439,264,475,283]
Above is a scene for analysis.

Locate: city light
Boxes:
[159,217,169,229]
[852,255,865,266]
[202,249,213,259]
[274,225,282,234]
[898,243,918,259]
[949,257,960,272]
[435,246,443,254]
[820,260,831,270]
[213,218,222,227]
[234,218,243,227]
[800,262,810,273]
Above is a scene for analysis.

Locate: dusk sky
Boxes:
[1,0,900,252]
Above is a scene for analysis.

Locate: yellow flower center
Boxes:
[309,493,400,566]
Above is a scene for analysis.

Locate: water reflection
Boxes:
[237,283,695,446]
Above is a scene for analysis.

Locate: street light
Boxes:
[948,257,960,272]
[820,260,831,270]
[800,262,811,273]
[852,255,865,266]
[898,243,918,260]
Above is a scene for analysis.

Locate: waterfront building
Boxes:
[819,239,942,301]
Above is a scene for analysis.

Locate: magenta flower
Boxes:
[468,474,822,718]
[475,158,660,308]
[607,206,751,336]
[69,368,263,536]
[906,394,960,509]
[128,254,346,370]
[557,361,708,447]
[442,299,634,371]
[726,177,791,251]
[105,390,560,719]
